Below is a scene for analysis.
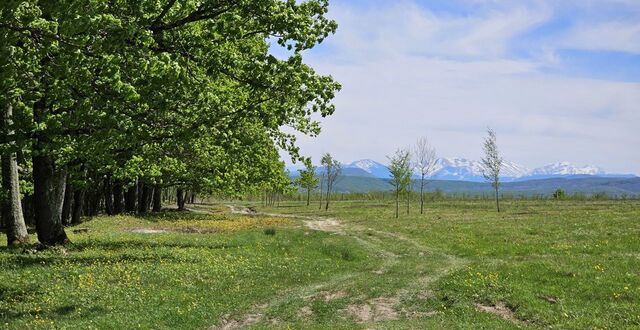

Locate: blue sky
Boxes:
[280,0,640,174]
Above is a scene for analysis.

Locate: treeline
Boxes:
[0,1,339,246]
[242,189,639,203]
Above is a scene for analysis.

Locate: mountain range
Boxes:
[306,158,635,182]
[287,158,638,196]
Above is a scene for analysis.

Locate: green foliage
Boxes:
[553,188,566,200]
[296,162,319,191]
[0,0,342,207]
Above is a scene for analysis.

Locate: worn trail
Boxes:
[203,204,468,329]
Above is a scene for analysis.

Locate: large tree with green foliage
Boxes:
[0,0,340,245]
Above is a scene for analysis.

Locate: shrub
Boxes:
[264,228,276,236]
[553,189,566,200]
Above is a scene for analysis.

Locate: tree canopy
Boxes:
[0,0,341,245]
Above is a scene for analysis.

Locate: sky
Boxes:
[277,0,640,174]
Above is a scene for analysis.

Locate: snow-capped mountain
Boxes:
[428,158,529,182]
[348,159,391,178]
[529,162,604,176]
[326,158,633,182]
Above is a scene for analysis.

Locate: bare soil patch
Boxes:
[344,297,400,323]
[211,313,263,330]
[303,218,343,233]
[475,301,518,323]
[129,228,168,234]
[297,306,313,318]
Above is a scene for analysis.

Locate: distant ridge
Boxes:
[289,158,636,182]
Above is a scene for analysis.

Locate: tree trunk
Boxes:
[71,188,84,225]
[306,188,310,206]
[176,188,186,210]
[152,185,162,212]
[1,103,29,245]
[32,154,69,245]
[103,174,114,215]
[318,174,324,210]
[324,183,330,211]
[395,187,399,219]
[495,186,500,212]
[22,195,35,226]
[61,182,73,226]
[125,180,137,213]
[112,181,124,214]
[420,175,425,215]
[138,183,152,213]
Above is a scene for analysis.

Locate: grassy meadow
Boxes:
[1,199,639,329]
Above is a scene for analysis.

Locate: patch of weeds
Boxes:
[264,228,276,236]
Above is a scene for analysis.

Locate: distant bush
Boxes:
[553,189,566,200]
[593,192,608,200]
[264,228,276,236]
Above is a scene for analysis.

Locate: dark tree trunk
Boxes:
[87,182,102,217]
[112,180,124,215]
[125,182,137,213]
[22,195,35,227]
[306,188,310,206]
[61,182,73,226]
[176,188,186,211]
[152,185,162,212]
[138,183,152,213]
[103,174,114,215]
[1,103,29,245]
[71,188,84,225]
[136,180,144,211]
[495,186,500,213]
[32,154,69,245]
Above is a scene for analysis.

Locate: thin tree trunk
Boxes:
[152,185,162,212]
[103,174,114,215]
[137,180,145,212]
[319,174,324,210]
[1,103,29,245]
[495,186,500,212]
[395,187,399,219]
[306,188,310,206]
[420,174,425,215]
[113,180,124,214]
[61,181,73,226]
[324,183,330,211]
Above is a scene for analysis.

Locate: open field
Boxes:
[2,200,639,329]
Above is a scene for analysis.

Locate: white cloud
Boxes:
[288,1,640,174]
[559,21,640,53]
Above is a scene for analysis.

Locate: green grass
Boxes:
[1,200,639,329]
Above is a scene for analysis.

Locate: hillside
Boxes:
[330,176,640,196]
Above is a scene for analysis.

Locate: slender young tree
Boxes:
[318,172,324,210]
[414,137,437,215]
[321,153,341,211]
[387,148,412,219]
[481,128,503,212]
[296,162,319,206]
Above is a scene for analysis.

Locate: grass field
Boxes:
[1,200,639,329]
